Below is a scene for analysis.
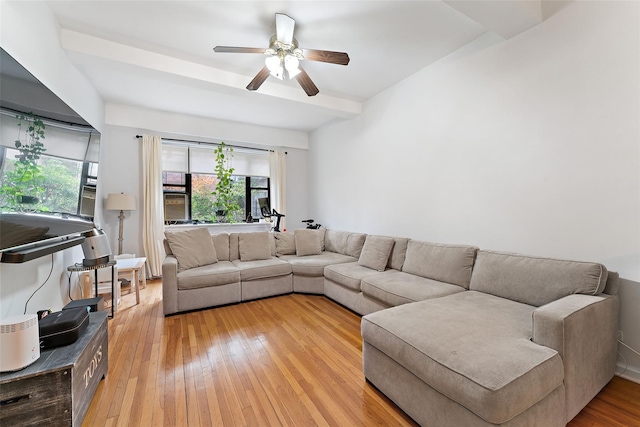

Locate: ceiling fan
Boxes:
[213,13,350,97]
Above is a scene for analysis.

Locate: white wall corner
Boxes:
[444,0,543,39]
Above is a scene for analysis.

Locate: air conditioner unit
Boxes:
[80,185,96,217]
[164,193,188,221]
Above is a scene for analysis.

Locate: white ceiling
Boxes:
[46,1,545,132]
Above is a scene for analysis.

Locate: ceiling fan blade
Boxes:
[295,66,319,97]
[275,13,295,45]
[302,49,350,66]
[246,66,270,91]
[214,46,266,54]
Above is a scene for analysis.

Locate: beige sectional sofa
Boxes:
[161,227,619,426]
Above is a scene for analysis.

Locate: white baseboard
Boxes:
[615,362,640,384]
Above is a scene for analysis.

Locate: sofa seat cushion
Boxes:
[232,257,292,281]
[361,271,466,307]
[177,261,239,290]
[279,252,356,276]
[324,262,385,291]
[361,291,564,424]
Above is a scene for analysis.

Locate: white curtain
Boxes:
[142,134,165,277]
[269,151,287,231]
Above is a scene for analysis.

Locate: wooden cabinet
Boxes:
[0,311,108,426]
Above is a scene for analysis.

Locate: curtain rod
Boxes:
[135,135,286,154]
[1,107,97,133]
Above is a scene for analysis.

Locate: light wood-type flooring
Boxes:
[83,279,640,426]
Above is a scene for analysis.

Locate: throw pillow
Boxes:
[165,228,217,271]
[274,232,296,256]
[295,229,323,256]
[239,232,271,261]
[358,235,395,271]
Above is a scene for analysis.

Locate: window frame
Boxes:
[162,171,269,224]
[0,147,99,219]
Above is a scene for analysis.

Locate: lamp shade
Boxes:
[106,193,136,211]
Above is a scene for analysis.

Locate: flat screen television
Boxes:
[0,212,95,263]
[0,49,101,262]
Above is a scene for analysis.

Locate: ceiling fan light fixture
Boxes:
[214,13,349,95]
[265,55,284,79]
[284,55,300,78]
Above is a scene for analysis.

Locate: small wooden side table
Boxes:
[116,257,147,305]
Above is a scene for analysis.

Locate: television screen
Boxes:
[0,212,94,255]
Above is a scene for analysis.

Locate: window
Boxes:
[247,176,269,218]
[0,147,98,218]
[161,143,270,224]
[162,172,269,223]
[0,112,100,218]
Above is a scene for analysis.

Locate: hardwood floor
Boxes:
[83,279,640,426]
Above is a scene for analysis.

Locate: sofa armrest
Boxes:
[162,255,179,315]
[532,293,619,422]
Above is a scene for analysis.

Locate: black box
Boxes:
[63,297,104,313]
[38,308,89,350]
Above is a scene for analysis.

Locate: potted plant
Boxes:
[211,142,241,222]
[0,113,46,211]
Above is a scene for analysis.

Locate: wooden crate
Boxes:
[0,311,108,426]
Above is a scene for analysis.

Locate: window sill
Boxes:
[164,222,272,234]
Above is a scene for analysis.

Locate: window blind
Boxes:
[161,142,269,177]
[0,114,100,162]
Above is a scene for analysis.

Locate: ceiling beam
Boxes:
[443,0,543,39]
[59,29,361,119]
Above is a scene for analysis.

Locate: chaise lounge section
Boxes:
[361,250,619,426]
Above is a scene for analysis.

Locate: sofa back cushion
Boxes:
[212,233,230,261]
[268,233,277,256]
[295,229,325,256]
[274,232,296,256]
[387,237,409,271]
[164,231,230,261]
[358,235,395,271]
[324,229,366,258]
[238,232,272,261]
[165,228,217,271]
[229,233,240,261]
[402,240,477,289]
[469,250,609,307]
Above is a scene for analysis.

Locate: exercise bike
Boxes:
[302,219,322,229]
[261,206,285,232]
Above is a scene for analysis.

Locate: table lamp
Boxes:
[106,193,136,255]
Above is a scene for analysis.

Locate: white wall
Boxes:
[308,1,640,381]
[0,246,86,317]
